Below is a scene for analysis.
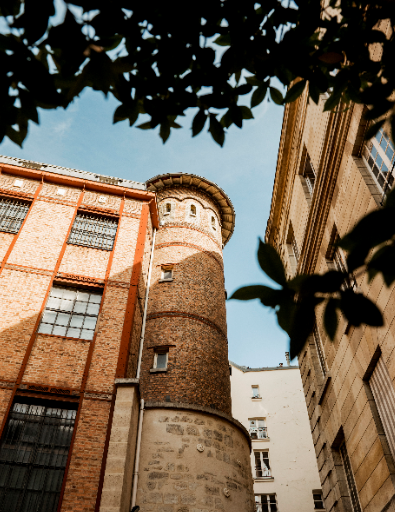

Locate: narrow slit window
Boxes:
[313,327,327,378]
[313,490,325,509]
[190,204,196,217]
[0,398,77,512]
[38,286,102,340]
[0,198,30,234]
[211,216,216,230]
[303,153,316,196]
[164,203,172,215]
[339,442,361,512]
[68,214,118,251]
[254,451,271,478]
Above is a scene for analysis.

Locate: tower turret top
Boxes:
[146,172,235,246]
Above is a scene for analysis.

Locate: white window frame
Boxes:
[255,494,277,512]
[363,128,395,195]
[153,350,168,370]
[252,386,261,399]
[249,418,268,440]
[253,450,272,479]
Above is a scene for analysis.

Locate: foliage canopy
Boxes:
[0,0,394,147]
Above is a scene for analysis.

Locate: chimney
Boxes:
[285,352,290,366]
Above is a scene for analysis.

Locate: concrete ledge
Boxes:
[114,378,139,386]
[145,400,251,449]
[317,373,331,405]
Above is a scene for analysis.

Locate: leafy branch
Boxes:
[229,188,395,359]
[0,0,394,147]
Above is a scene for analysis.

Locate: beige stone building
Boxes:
[266,91,395,512]
[230,359,323,511]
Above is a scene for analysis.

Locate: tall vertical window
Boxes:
[164,203,172,215]
[369,356,395,461]
[313,490,325,509]
[0,399,77,512]
[190,204,196,217]
[251,386,260,398]
[68,213,118,251]
[302,153,316,196]
[0,198,30,234]
[152,350,168,370]
[286,223,299,275]
[255,494,277,512]
[211,216,216,230]
[363,128,395,193]
[249,419,267,439]
[326,225,356,290]
[313,327,327,377]
[38,286,102,340]
[254,451,271,478]
[339,442,361,512]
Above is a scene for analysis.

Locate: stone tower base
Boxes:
[137,403,254,512]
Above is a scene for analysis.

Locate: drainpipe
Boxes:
[130,399,145,510]
[136,227,157,379]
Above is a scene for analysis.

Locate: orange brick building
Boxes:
[0,157,254,512]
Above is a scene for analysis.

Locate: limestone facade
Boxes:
[266,91,395,512]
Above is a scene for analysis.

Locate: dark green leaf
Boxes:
[257,239,287,286]
[340,290,383,327]
[136,122,152,130]
[240,106,254,120]
[251,85,267,108]
[229,285,284,308]
[234,70,241,85]
[246,76,263,87]
[160,120,170,143]
[290,271,345,294]
[288,297,323,359]
[192,110,207,137]
[384,188,395,209]
[367,244,395,287]
[284,80,306,104]
[214,34,231,46]
[220,110,233,129]
[323,92,341,112]
[208,115,225,147]
[324,299,340,341]
[230,106,243,128]
[269,87,283,105]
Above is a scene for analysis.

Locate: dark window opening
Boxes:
[68,213,118,251]
[0,398,77,512]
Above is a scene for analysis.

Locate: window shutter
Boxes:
[370,357,395,460]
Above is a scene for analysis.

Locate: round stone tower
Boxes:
[136,173,254,512]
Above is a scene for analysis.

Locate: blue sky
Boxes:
[0,89,290,367]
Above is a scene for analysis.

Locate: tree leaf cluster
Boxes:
[0,0,394,146]
[229,189,395,361]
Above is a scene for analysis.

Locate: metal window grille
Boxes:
[249,419,267,439]
[255,494,277,512]
[340,442,361,512]
[254,451,271,478]
[0,400,77,512]
[0,198,30,234]
[313,491,325,509]
[68,214,118,251]
[38,286,102,340]
[314,327,327,377]
[303,155,316,196]
[363,128,395,195]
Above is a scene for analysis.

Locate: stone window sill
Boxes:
[159,279,174,283]
[251,438,270,442]
[251,397,262,401]
[150,368,168,373]
[254,477,274,482]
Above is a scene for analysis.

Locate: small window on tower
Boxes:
[190,204,197,217]
[151,349,169,372]
[211,216,216,230]
[164,203,172,215]
[252,386,260,399]
[160,266,173,281]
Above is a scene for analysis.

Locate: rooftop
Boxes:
[230,361,299,372]
[0,154,146,191]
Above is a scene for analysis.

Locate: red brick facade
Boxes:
[0,164,236,511]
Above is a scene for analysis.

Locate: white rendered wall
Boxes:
[230,364,322,511]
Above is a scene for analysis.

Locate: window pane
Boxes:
[157,353,167,368]
[386,143,394,162]
[60,299,73,312]
[66,328,81,338]
[68,214,118,251]
[86,303,100,315]
[56,313,70,327]
[42,311,56,325]
[0,199,30,234]
[47,297,61,310]
[50,288,63,298]
[78,292,89,302]
[83,317,97,330]
[52,326,67,336]
[73,302,87,314]
[81,329,94,340]
[38,323,53,335]
[70,315,84,328]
